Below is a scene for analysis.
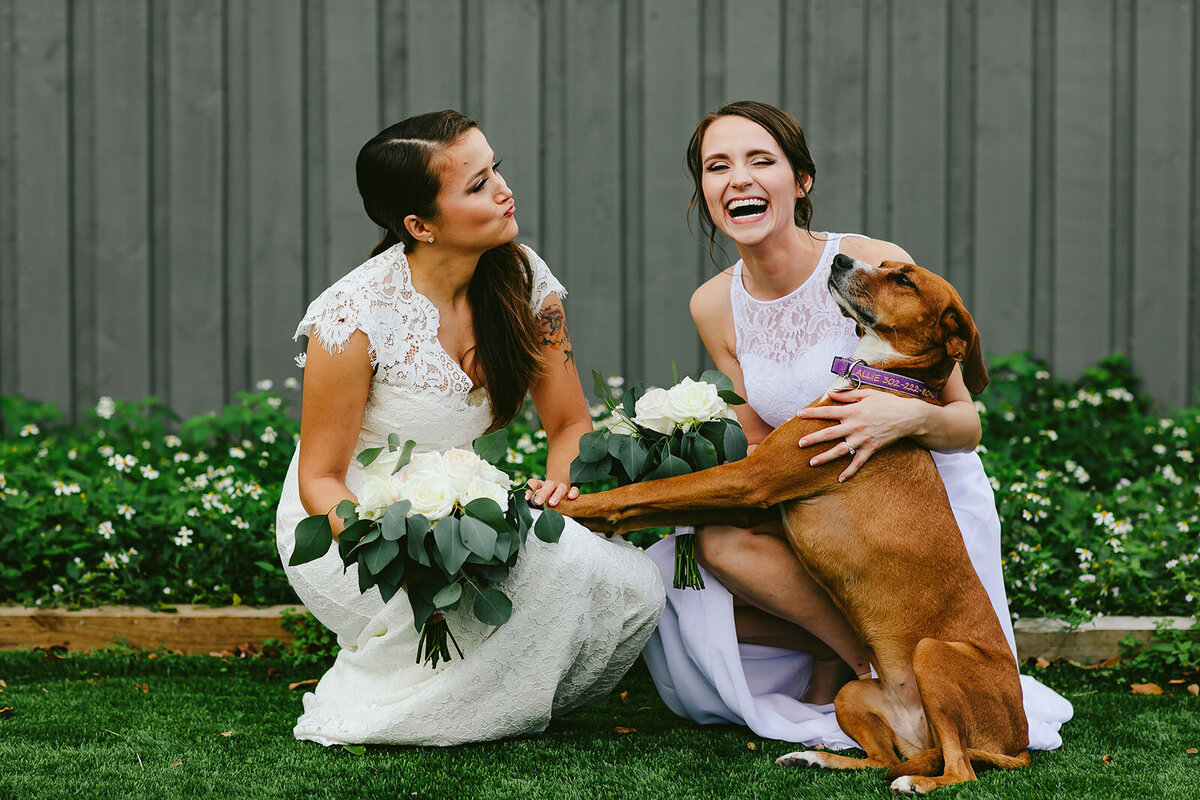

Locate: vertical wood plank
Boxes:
[405,0,463,114]
[621,0,645,380]
[538,0,566,281]
[481,0,541,252]
[225,0,250,393]
[888,0,947,269]
[1029,0,1056,363]
[91,0,152,402]
[944,0,975,295]
[562,0,622,385]
[863,0,891,238]
[1053,0,1113,378]
[974,0,1034,356]
[71,0,97,417]
[323,0,378,283]
[641,0,703,384]
[1131,0,1192,404]
[721,0,782,105]
[12,0,72,407]
[246,0,304,388]
[165,0,225,417]
[0,0,15,396]
[805,0,867,236]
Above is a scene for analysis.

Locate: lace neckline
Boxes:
[731,234,838,306]
[387,245,481,394]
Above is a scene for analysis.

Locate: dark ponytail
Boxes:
[356,111,542,430]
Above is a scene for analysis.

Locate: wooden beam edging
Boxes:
[1,606,1195,661]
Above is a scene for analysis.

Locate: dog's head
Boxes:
[828,254,988,394]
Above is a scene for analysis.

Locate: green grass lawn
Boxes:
[1,650,1197,800]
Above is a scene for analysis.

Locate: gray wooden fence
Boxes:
[2,0,1198,421]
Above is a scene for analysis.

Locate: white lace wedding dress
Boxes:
[642,233,1074,750]
[275,243,664,746]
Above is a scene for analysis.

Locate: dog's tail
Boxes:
[886,748,1030,780]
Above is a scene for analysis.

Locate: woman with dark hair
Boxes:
[640,101,1071,750]
[274,110,663,746]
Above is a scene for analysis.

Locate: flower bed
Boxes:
[1,353,1197,625]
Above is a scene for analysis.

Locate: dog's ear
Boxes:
[941,304,989,394]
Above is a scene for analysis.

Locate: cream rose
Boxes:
[479,461,514,491]
[393,451,447,485]
[633,387,675,435]
[663,377,728,430]
[394,470,458,522]
[459,474,510,513]
[355,474,397,521]
[441,447,485,493]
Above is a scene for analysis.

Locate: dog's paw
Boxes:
[890,776,927,796]
[776,751,827,769]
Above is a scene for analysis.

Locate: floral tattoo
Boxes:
[537,304,574,365]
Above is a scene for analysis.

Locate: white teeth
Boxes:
[726,198,767,211]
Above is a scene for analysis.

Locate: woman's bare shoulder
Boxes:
[689,268,735,320]
[840,236,914,265]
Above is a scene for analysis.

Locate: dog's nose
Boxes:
[832,254,854,274]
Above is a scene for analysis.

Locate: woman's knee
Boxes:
[694,525,755,574]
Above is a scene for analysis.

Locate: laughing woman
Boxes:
[275,110,663,746]
[640,100,1073,750]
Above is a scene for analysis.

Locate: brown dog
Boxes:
[559,255,1027,794]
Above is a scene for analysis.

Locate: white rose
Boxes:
[633,387,675,435]
[598,411,638,436]
[355,474,396,521]
[459,475,509,513]
[663,377,727,430]
[393,451,446,483]
[441,448,485,493]
[479,461,514,491]
[395,471,458,522]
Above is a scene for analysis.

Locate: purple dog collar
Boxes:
[830,357,938,402]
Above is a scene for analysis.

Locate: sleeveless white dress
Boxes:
[275,243,664,747]
[642,233,1074,750]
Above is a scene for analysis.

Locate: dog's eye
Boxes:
[893,273,915,289]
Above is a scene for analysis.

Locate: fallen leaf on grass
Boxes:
[0,679,7,687]
[747,742,757,751]
[612,726,636,734]
[133,683,149,694]
[147,653,158,660]
[267,668,282,678]
[236,642,256,658]
[1098,656,1121,668]
[1131,683,1163,695]
[1102,755,1112,765]
[0,707,13,717]
[1187,749,1197,756]
[1035,657,1050,669]
[170,761,183,768]
[289,679,319,691]
[636,706,652,712]
[1169,679,1185,685]
[1189,684,1199,696]
[219,731,232,737]
[343,745,366,755]
[618,691,629,704]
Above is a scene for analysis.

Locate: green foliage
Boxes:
[1119,619,1200,676]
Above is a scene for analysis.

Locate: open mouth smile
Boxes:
[724,197,769,224]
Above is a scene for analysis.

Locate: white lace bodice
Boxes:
[731,233,864,429]
[294,243,566,454]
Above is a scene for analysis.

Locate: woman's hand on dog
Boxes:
[795,389,930,482]
[526,477,579,507]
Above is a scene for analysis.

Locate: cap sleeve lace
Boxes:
[522,244,567,310]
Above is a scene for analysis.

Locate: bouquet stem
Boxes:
[673,532,706,591]
[417,612,465,668]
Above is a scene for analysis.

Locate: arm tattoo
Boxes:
[537,304,574,365]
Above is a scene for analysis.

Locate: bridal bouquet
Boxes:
[289,430,564,667]
[570,368,748,589]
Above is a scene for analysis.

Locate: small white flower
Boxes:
[173,527,194,547]
[1186,594,1194,603]
[162,587,172,595]
[98,444,115,458]
[1177,450,1193,464]
[95,396,116,419]
[284,376,300,390]
[186,507,199,518]
[52,583,64,594]
[259,426,277,444]
[1153,443,1168,456]
[229,447,246,459]
[1052,398,1065,411]
[174,452,191,463]
[1039,429,1058,441]
[1003,410,1016,422]
[256,378,274,391]
[101,553,118,569]
[1166,559,1179,569]
[1160,417,1173,428]
[53,480,69,496]
[0,474,5,489]
[98,521,115,540]
[1092,510,1114,527]
[231,517,250,530]
[68,448,77,460]
[165,435,182,448]
[1035,370,1050,380]
[294,352,307,368]
[1078,573,1096,583]
[267,397,283,410]
[140,465,160,480]
[19,424,39,437]
[973,400,987,414]
[116,504,136,521]
[1179,521,1190,533]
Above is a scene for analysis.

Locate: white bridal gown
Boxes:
[643,233,1074,751]
[275,243,664,747]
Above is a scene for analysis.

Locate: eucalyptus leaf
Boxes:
[470,562,510,583]
[647,453,692,480]
[697,421,727,461]
[338,518,372,544]
[377,556,407,589]
[391,440,416,474]
[288,514,332,566]
[691,433,719,470]
[357,558,373,593]
[387,433,401,449]
[473,588,513,626]
[699,368,735,395]
[493,529,515,561]
[377,579,399,604]
[406,513,430,538]
[570,454,613,484]
[432,581,463,609]
[335,499,358,521]
[406,520,430,566]
[670,359,680,385]
[577,431,610,463]
[473,429,509,465]
[460,515,498,558]
[433,516,469,574]
[363,537,400,576]
[348,525,382,557]
[591,369,613,405]
[355,446,384,467]
[623,381,644,419]
[464,498,507,531]
[409,587,435,632]
[534,509,565,543]
[723,422,748,463]
[718,389,746,406]
[610,435,649,482]
[381,503,408,541]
